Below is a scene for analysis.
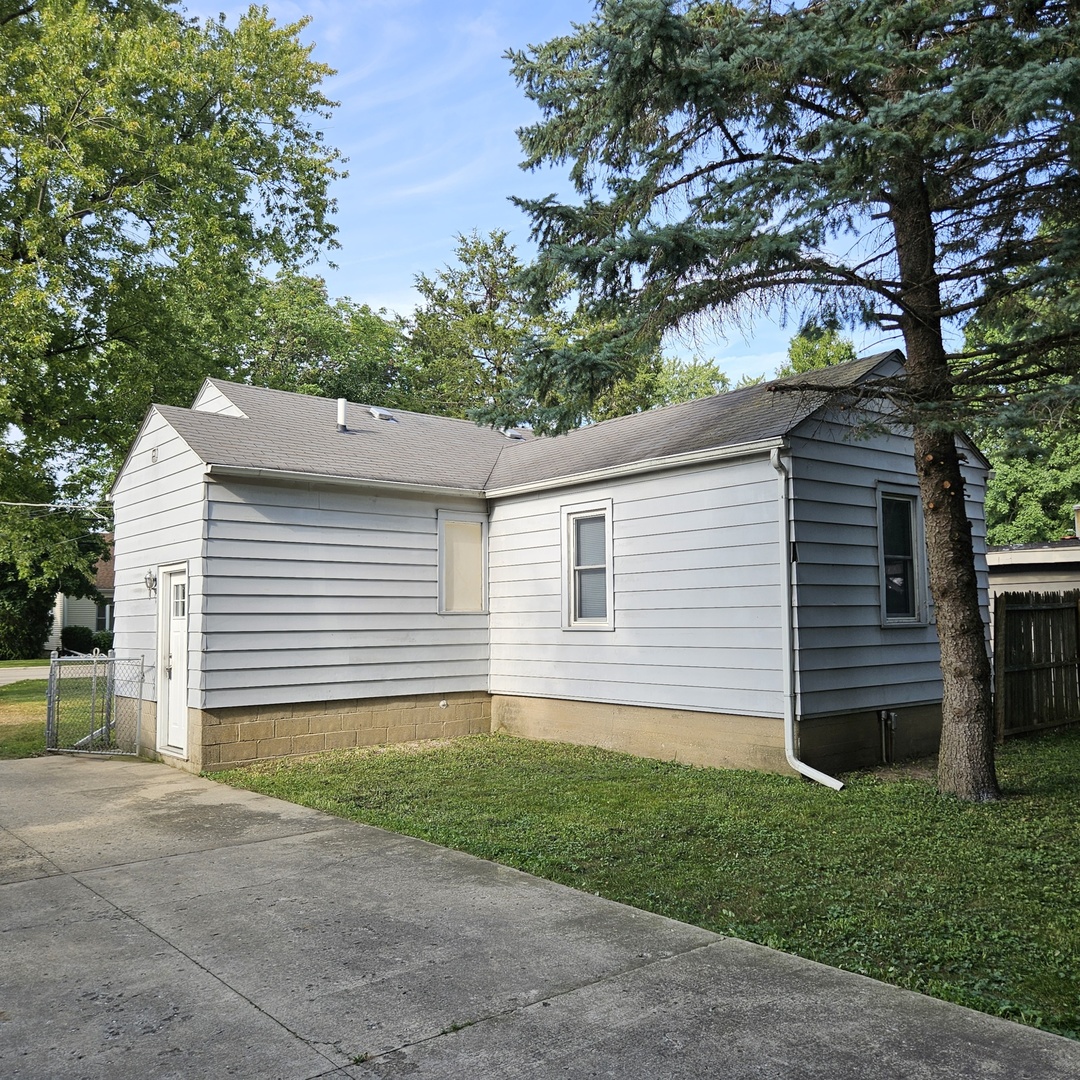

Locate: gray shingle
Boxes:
[154,353,900,493]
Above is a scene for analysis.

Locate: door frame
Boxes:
[156,562,189,758]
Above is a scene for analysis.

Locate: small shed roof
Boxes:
[135,351,903,495]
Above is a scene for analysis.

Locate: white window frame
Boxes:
[437,509,488,614]
[877,486,928,626]
[561,498,614,631]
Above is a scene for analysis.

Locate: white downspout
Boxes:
[771,448,844,791]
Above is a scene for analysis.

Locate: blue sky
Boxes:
[185,1,896,384]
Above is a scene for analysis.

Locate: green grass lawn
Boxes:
[0,658,49,668]
[0,678,47,758]
[215,728,1080,1040]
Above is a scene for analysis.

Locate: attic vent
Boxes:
[369,406,398,423]
[502,429,527,441]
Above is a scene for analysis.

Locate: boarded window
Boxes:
[439,515,485,613]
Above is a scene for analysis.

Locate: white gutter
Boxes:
[486,438,785,499]
[203,463,485,500]
[771,447,844,791]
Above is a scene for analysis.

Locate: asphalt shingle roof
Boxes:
[152,352,899,494]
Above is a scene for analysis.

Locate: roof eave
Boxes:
[204,463,486,500]
[485,437,786,499]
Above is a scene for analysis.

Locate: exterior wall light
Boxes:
[144,570,158,594]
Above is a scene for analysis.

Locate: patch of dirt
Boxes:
[0,705,45,727]
[848,754,939,784]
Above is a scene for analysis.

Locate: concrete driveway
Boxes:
[1,755,1077,1080]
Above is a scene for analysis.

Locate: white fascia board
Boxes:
[204,463,485,500]
[987,546,1080,568]
[484,437,786,499]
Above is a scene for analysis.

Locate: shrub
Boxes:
[91,630,113,653]
[61,624,95,654]
[0,566,54,660]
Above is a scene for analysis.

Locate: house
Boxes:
[109,351,990,781]
[987,508,1080,604]
[44,549,115,654]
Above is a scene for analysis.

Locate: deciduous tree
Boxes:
[1,0,342,588]
[238,274,409,406]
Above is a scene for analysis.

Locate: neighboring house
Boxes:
[987,510,1080,605]
[44,551,115,654]
[109,351,990,780]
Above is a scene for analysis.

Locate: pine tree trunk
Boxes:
[893,166,1000,802]
[910,415,1000,801]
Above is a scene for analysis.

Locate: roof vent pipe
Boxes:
[337,398,347,432]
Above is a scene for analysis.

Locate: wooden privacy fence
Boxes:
[993,590,1080,740]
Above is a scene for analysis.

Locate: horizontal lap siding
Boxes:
[201,480,488,708]
[488,457,785,717]
[788,418,988,716]
[112,412,207,701]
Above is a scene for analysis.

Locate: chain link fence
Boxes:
[46,653,145,755]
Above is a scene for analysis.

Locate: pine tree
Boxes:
[507,0,1080,800]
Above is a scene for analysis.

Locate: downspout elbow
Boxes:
[771,448,844,792]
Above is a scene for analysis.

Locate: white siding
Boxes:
[788,417,988,716]
[488,456,786,718]
[191,382,246,416]
[200,479,489,708]
[111,410,207,702]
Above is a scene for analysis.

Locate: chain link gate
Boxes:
[46,653,145,755]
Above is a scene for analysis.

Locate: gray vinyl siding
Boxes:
[200,479,488,709]
[788,416,988,716]
[488,455,786,718]
[111,410,207,701]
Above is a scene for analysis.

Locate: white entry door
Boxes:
[158,567,189,755]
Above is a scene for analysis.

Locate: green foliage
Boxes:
[0,0,343,577]
[91,629,114,653]
[982,427,1080,545]
[0,566,54,660]
[508,0,1080,428]
[405,230,549,417]
[965,279,1080,544]
[237,273,409,406]
[778,321,858,379]
[60,625,94,654]
[405,229,731,430]
[217,730,1080,1039]
[590,354,729,421]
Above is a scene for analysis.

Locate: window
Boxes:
[562,500,614,630]
[172,581,187,619]
[879,491,923,623]
[438,511,486,613]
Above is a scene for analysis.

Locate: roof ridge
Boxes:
[206,378,518,433]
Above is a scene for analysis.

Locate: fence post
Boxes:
[993,593,1007,743]
[104,649,115,749]
[135,656,145,757]
[89,651,99,749]
[46,651,59,750]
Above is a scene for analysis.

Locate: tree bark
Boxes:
[892,166,1000,801]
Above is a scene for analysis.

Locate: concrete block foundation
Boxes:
[491,695,791,774]
[143,691,491,774]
